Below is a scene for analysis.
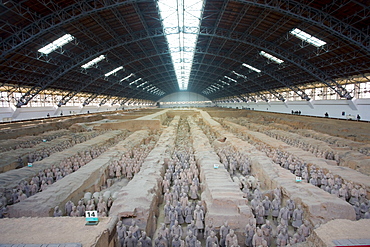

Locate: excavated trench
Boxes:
[0,108,369,247]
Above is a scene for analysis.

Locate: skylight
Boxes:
[104,66,123,77]
[260,51,284,64]
[224,76,237,83]
[137,81,148,88]
[290,28,326,47]
[81,55,105,69]
[38,34,75,55]
[158,0,204,90]
[232,71,247,79]
[129,78,142,85]
[242,63,261,73]
[120,73,134,82]
[219,80,230,86]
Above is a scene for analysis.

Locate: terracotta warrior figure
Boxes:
[129,220,141,240]
[261,220,272,246]
[171,220,183,240]
[185,231,197,247]
[124,231,138,247]
[225,229,238,247]
[187,220,198,238]
[255,202,265,227]
[206,231,219,247]
[262,196,271,219]
[53,206,62,217]
[70,206,79,217]
[193,205,204,233]
[271,198,280,223]
[139,231,152,247]
[155,234,168,247]
[251,229,264,247]
[172,235,182,247]
[204,222,214,239]
[65,200,74,216]
[220,221,230,247]
[245,218,255,247]
[117,221,127,247]
[292,204,304,229]
[276,229,289,247]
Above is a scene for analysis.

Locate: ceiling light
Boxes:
[242,63,261,73]
[38,34,75,55]
[224,75,238,82]
[137,81,148,88]
[290,28,326,47]
[120,73,134,82]
[81,55,105,69]
[105,66,123,77]
[219,80,230,85]
[260,51,284,64]
[232,71,247,78]
[129,78,142,85]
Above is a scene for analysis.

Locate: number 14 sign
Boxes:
[85,211,99,225]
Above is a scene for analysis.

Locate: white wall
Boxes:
[158,91,215,108]
[0,104,140,122]
[159,91,210,102]
[217,98,370,121]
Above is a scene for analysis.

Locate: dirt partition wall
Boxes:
[0,130,125,192]
[187,116,253,241]
[93,110,170,131]
[7,130,150,218]
[307,219,370,247]
[109,116,180,238]
[205,109,248,118]
[0,114,103,140]
[166,110,200,118]
[198,110,356,227]
[224,121,370,199]
[0,217,114,246]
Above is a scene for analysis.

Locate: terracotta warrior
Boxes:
[139,231,152,247]
[172,235,182,247]
[245,218,255,247]
[129,220,141,240]
[193,205,204,233]
[292,205,304,229]
[155,233,168,247]
[261,220,272,246]
[187,220,198,238]
[220,221,230,247]
[206,231,218,247]
[204,222,214,239]
[171,220,183,240]
[157,223,170,244]
[185,231,197,247]
[124,231,138,247]
[251,229,263,247]
[117,221,127,247]
[70,206,79,217]
[255,202,265,227]
[53,206,62,217]
[225,229,238,247]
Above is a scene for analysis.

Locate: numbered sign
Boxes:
[296,177,302,183]
[85,210,98,222]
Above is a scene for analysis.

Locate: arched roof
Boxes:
[0,0,369,106]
